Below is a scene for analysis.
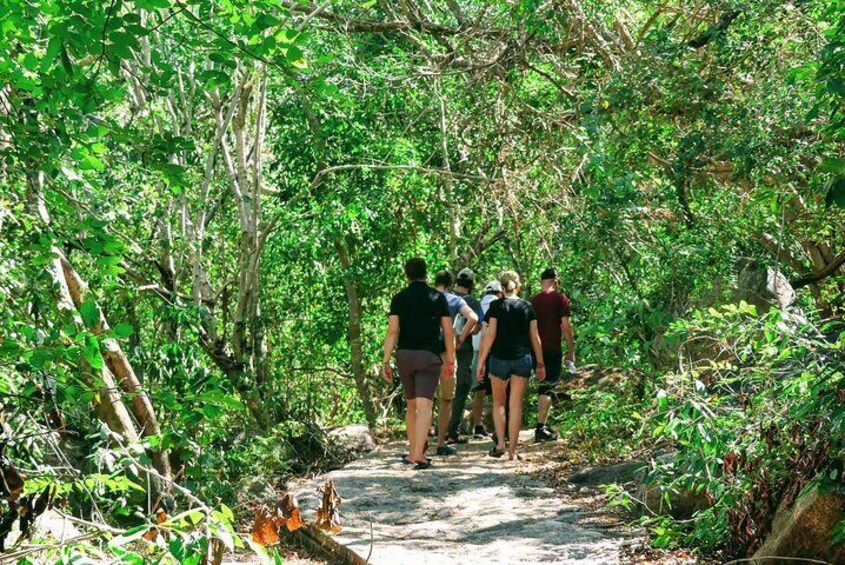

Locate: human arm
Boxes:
[561,316,575,363]
[441,316,457,379]
[382,315,400,381]
[456,303,478,348]
[476,319,497,381]
[529,319,546,381]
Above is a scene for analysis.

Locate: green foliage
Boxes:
[1,0,844,559]
[631,305,845,555]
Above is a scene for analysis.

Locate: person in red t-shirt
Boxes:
[529,268,576,442]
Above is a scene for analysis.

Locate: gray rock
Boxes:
[735,258,797,312]
[753,483,845,564]
[328,424,376,452]
[638,484,710,520]
[569,460,649,487]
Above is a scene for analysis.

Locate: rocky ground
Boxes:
[281,430,700,564]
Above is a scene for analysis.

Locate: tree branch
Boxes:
[687,10,741,49]
[791,251,845,289]
[310,163,489,189]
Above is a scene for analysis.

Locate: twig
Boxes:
[722,558,828,565]
[0,533,103,563]
[311,163,489,189]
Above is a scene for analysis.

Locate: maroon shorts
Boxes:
[395,349,442,400]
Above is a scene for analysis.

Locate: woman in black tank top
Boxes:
[477,271,546,461]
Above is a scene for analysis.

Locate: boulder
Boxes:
[752,484,845,564]
[639,484,710,520]
[327,424,376,453]
[637,452,711,520]
[569,459,648,488]
[3,509,82,548]
[735,258,797,312]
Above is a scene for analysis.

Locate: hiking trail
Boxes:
[287,430,639,564]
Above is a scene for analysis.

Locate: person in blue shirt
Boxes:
[433,270,478,455]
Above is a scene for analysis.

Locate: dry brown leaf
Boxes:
[314,480,342,534]
[285,507,304,532]
[280,493,305,532]
[251,505,283,546]
[143,510,169,541]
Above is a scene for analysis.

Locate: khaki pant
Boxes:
[437,353,456,401]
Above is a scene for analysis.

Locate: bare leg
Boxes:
[491,377,508,452]
[406,399,417,456]
[508,376,528,460]
[437,399,451,448]
[411,398,434,462]
[471,390,485,428]
[537,394,553,425]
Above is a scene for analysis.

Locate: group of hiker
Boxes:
[382,258,576,469]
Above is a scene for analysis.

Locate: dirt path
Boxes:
[289,430,638,564]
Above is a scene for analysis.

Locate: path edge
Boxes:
[282,525,369,565]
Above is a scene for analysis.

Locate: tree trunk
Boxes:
[58,251,172,482]
[335,241,378,430]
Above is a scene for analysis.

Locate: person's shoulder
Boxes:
[432,288,449,303]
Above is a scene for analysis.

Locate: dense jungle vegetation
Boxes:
[1,0,844,562]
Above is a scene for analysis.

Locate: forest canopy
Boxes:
[1,0,844,562]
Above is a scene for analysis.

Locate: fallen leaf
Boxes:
[281,493,304,532]
[143,510,169,541]
[314,480,342,534]
[251,505,284,545]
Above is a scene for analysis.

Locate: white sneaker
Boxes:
[565,360,577,375]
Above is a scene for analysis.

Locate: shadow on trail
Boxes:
[289,432,633,564]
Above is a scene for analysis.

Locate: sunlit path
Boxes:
[291,431,634,565]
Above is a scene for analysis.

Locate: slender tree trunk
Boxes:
[58,251,172,481]
[335,241,378,429]
[25,170,172,484]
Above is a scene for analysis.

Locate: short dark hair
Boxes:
[540,267,558,281]
[434,270,453,288]
[456,275,474,291]
[404,257,427,280]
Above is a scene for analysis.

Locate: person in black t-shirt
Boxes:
[383,258,457,470]
[477,271,546,461]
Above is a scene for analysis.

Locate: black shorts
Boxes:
[396,349,441,400]
[533,348,563,396]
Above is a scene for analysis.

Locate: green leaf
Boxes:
[114,323,134,338]
[42,37,62,70]
[825,178,845,208]
[110,547,146,564]
[80,299,100,327]
[819,158,845,174]
[85,346,104,370]
[80,154,105,172]
[108,524,149,547]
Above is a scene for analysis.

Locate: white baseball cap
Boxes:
[484,280,503,293]
[457,268,475,282]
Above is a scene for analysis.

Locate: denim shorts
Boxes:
[488,354,532,380]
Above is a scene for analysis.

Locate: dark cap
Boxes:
[540,268,558,281]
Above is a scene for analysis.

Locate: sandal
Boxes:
[402,455,431,465]
[414,460,433,470]
[488,447,505,458]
